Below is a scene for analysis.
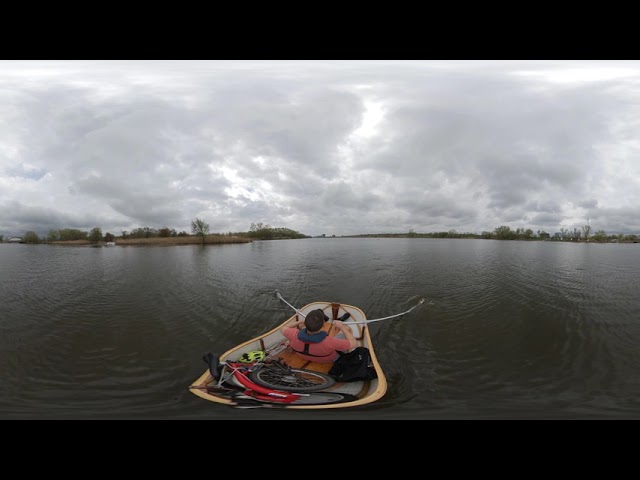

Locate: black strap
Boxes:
[291,344,333,358]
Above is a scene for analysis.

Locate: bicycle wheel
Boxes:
[248,366,336,392]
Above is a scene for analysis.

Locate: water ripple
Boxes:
[2,240,640,418]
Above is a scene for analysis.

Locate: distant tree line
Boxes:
[226,222,309,240]
[120,227,190,239]
[4,220,309,244]
[5,221,638,244]
[350,225,639,243]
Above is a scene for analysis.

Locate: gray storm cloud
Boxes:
[1,60,640,238]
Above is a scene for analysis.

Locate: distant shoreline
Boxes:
[49,235,252,246]
[5,233,639,246]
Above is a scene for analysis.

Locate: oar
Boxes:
[275,291,338,322]
[275,290,307,318]
[344,298,427,325]
[275,290,428,325]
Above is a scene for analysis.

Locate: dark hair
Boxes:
[304,309,325,332]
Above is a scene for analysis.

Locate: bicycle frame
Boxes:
[224,360,302,404]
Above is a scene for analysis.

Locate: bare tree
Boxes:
[191,218,210,245]
[572,228,582,241]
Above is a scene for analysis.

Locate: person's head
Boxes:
[304,309,325,333]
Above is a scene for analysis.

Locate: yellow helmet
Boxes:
[238,350,265,363]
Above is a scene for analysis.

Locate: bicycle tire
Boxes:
[288,392,358,405]
[248,366,336,392]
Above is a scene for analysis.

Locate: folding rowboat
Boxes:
[189,298,387,409]
[189,292,425,409]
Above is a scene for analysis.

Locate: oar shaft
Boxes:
[345,298,426,324]
[276,291,426,325]
[276,291,307,318]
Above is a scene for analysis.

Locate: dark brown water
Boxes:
[1,238,639,419]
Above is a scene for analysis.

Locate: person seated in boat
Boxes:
[280,309,357,363]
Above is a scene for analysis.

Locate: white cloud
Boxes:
[1,60,640,238]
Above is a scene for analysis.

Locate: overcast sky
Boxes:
[1,60,639,238]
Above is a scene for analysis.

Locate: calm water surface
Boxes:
[1,238,639,419]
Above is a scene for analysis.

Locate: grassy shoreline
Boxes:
[51,235,252,246]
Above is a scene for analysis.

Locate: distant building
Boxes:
[8,237,23,243]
